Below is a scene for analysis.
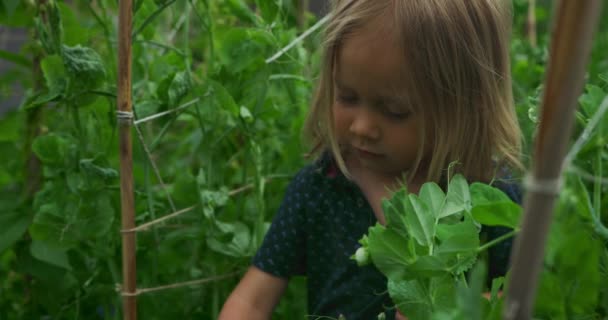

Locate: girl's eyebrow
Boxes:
[334,79,400,101]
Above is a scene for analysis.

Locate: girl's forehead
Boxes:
[335,25,410,98]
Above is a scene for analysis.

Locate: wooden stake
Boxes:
[504,1,602,319]
[526,0,537,47]
[117,0,136,319]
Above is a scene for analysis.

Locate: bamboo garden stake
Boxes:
[504,1,602,319]
[526,0,537,47]
[117,0,137,319]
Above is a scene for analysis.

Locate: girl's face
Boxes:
[332,23,425,181]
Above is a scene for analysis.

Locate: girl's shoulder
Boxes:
[286,151,340,192]
[490,174,523,204]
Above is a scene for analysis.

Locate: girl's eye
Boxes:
[383,109,411,120]
[337,94,359,105]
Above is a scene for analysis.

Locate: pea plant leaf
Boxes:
[215,28,272,74]
[404,194,435,247]
[29,179,115,248]
[26,55,67,108]
[389,275,457,319]
[382,189,409,235]
[0,205,30,253]
[438,174,471,219]
[470,183,522,229]
[31,134,71,167]
[366,224,417,281]
[207,220,254,257]
[61,44,106,96]
[157,71,191,107]
[30,240,72,270]
[419,182,446,218]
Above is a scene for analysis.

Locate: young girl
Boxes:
[219,0,522,319]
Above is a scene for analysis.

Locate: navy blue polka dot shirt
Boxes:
[253,153,522,319]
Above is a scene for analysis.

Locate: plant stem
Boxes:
[132,0,178,38]
[477,230,518,253]
[88,0,117,80]
[143,160,161,273]
[592,150,608,240]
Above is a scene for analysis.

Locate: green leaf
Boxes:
[167,71,191,107]
[256,0,281,22]
[439,174,471,218]
[435,215,479,244]
[199,188,230,219]
[134,100,161,119]
[62,44,106,95]
[34,3,62,54]
[367,224,417,280]
[0,1,33,27]
[404,194,435,247]
[40,54,67,100]
[209,80,239,117]
[456,262,486,320]
[31,134,71,166]
[0,210,30,253]
[382,189,409,234]
[470,182,513,205]
[0,111,22,142]
[554,227,600,315]
[58,2,88,46]
[30,185,115,247]
[434,216,479,275]
[207,220,253,257]
[390,276,457,319]
[486,277,505,320]
[30,240,72,270]
[470,183,522,229]
[419,182,446,218]
[225,0,258,25]
[0,49,31,68]
[389,279,432,319]
[215,28,272,74]
[3,0,20,16]
[579,84,606,117]
[240,68,270,113]
[534,271,567,319]
[436,231,479,255]
[79,158,119,180]
[406,255,448,278]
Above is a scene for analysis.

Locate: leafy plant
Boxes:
[354,175,521,319]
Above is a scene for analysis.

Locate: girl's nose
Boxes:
[349,111,380,140]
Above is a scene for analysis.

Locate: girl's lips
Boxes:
[354,147,382,157]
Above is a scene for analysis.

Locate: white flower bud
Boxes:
[354,247,370,266]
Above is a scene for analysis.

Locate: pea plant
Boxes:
[354,175,522,319]
[1,0,315,319]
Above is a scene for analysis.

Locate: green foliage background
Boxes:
[0,0,606,319]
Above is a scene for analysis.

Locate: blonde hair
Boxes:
[304,0,522,184]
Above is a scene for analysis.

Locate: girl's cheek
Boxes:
[332,104,347,131]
